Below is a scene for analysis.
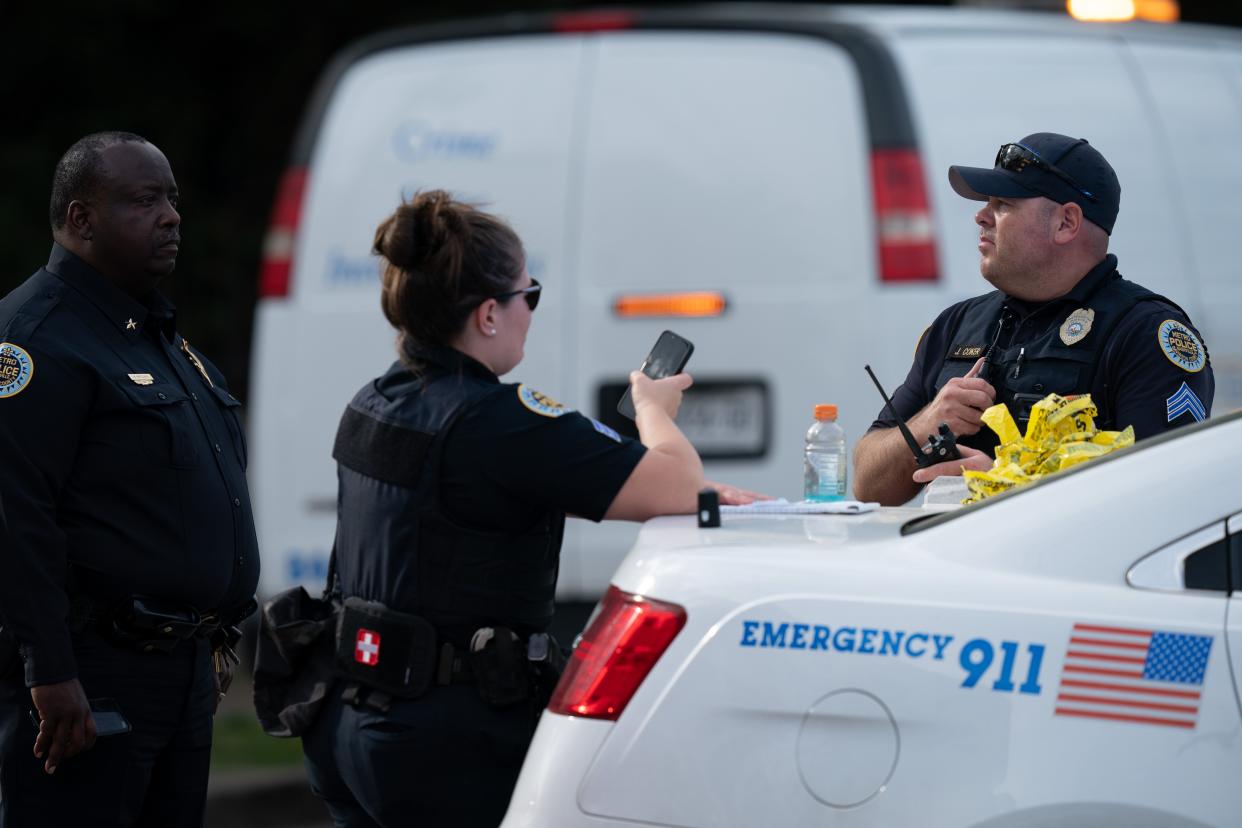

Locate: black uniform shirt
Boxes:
[869,255,1215,453]
[405,346,648,530]
[0,244,259,686]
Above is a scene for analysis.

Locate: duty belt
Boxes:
[70,595,235,654]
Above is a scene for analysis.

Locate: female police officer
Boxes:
[301,190,717,827]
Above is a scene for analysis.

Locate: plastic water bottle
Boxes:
[803,404,847,502]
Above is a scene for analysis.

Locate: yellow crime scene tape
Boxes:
[962,393,1134,504]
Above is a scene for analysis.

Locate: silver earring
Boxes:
[488,328,497,336]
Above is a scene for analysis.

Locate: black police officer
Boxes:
[0,132,259,826]
[299,190,746,827]
[855,133,1214,506]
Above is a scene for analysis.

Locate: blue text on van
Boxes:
[392,121,498,163]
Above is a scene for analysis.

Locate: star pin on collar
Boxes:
[126,318,138,331]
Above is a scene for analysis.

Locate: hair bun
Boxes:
[374,190,466,270]
[374,189,523,357]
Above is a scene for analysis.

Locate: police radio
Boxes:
[863,365,962,469]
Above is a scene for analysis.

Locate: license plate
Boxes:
[677,381,769,459]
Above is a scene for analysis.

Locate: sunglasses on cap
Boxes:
[994,142,1097,203]
[492,278,541,311]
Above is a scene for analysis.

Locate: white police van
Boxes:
[249,5,1242,605]
[502,410,1242,827]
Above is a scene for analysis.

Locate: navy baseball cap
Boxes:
[948,133,1120,234]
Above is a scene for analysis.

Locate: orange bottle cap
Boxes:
[814,404,837,420]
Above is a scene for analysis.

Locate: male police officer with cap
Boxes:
[854,132,1213,507]
[0,131,259,826]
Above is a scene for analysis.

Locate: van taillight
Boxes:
[552,10,635,32]
[258,167,308,298]
[547,586,686,721]
[871,149,938,282]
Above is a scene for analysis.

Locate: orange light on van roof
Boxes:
[1067,0,1179,22]
[613,292,727,318]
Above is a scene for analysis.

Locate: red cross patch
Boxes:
[355,628,381,666]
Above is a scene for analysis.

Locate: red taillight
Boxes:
[258,167,308,298]
[547,586,686,721]
[552,10,635,33]
[871,149,938,282]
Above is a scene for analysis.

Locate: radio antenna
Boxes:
[863,365,926,460]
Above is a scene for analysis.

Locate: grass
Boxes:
[211,710,305,769]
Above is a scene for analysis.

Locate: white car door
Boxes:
[1226,513,1242,720]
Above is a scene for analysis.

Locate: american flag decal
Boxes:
[1055,623,1211,729]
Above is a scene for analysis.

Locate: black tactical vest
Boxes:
[331,362,563,643]
[934,269,1172,449]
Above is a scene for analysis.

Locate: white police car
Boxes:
[501,410,1242,827]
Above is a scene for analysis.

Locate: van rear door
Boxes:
[1122,34,1242,412]
[250,36,584,597]
[891,20,1242,412]
[565,30,878,594]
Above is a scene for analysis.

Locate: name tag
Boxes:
[950,344,985,359]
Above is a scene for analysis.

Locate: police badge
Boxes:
[180,339,215,387]
[1059,308,1095,346]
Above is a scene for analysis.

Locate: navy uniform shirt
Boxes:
[0,244,259,687]
[398,346,646,532]
[869,255,1214,453]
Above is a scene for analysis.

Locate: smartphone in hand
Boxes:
[28,697,131,737]
[616,330,695,420]
[89,698,132,736]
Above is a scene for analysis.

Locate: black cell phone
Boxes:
[616,330,695,420]
[90,698,132,736]
[29,697,132,737]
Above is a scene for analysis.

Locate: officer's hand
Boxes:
[911,444,993,484]
[630,371,692,420]
[916,357,995,437]
[705,480,770,506]
[31,678,97,774]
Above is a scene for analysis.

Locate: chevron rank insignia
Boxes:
[1166,382,1207,424]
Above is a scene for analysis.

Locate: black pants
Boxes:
[302,684,538,828]
[0,629,215,828]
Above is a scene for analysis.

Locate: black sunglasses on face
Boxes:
[994,142,1097,202]
[492,278,541,311]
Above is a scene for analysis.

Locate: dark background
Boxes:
[4,0,1239,398]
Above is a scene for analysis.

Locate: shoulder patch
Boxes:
[1157,319,1206,373]
[589,418,622,443]
[517,384,572,418]
[915,326,930,359]
[0,343,34,398]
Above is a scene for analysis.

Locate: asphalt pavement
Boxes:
[207,765,328,828]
